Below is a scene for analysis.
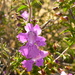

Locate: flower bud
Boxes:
[54,12,62,16]
[33,19,37,23]
[17,16,23,20]
[53,7,59,11]
[17,23,21,27]
[60,16,69,21]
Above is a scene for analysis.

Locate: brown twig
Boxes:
[41,17,59,29]
[53,47,69,62]
[53,41,73,62]
[69,9,75,20]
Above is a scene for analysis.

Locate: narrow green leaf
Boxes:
[17,5,28,12]
[60,29,70,34]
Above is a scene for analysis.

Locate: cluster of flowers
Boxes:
[17,11,48,71]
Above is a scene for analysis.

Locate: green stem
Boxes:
[27,0,32,23]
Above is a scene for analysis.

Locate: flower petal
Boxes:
[32,50,48,65]
[25,43,40,58]
[19,46,28,57]
[33,24,41,35]
[36,36,46,46]
[39,50,49,58]
[68,74,72,75]
[35,59,43,67]
[19,43,40,59]
[25,23,33,32]
[22,60,34,71]
[21,11,29,20]
[27,31,37,44]
[16,33,28,43]
[33,50,48,61]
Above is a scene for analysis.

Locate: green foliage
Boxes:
[17,5,28,12]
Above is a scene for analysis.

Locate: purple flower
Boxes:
[22,51,48,71]
[19,43,40,59]
[17,23,46,59]
[21,11,29,20]
[60,71,67,75]
[17,23,21,27]
[17,33,28,43]
[22,60,34,71]
[35,36,46,46]
[68,73,72,75]
[34,50,48,67]
[17,23,46,46]
[25,23,41,35]
[17,23,48,71]
[55,60,59,63]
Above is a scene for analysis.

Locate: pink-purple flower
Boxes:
[17,23,46,46]
[21,11,29,20]
[22,50,48,71]
[17,23,48,71]
[68,74,72,75]
[19,43,40,59]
